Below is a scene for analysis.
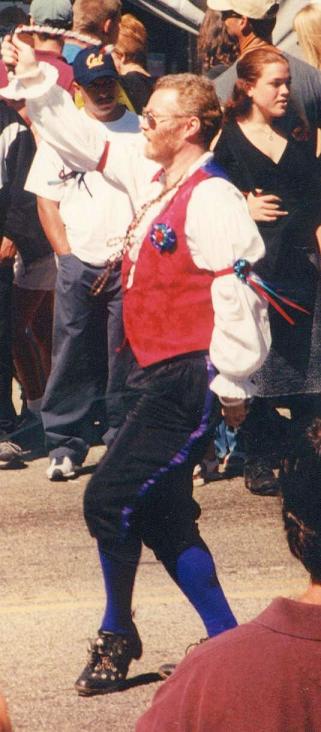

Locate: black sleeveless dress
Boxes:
[215,120,321,397]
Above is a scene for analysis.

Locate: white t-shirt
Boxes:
[25,108,143,267]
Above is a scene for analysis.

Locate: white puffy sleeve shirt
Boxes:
[3,65,271,399]
[185,176,270,399]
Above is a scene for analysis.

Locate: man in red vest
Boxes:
[1,36,271,696]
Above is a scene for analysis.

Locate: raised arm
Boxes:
[0,35,155,204]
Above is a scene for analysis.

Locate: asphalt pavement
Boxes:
[0,443,306,732]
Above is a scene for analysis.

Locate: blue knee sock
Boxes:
[163,546,237,637]
[98,545,140,635]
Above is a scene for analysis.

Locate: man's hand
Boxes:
[247,190,288,222]
[221,399,248,428]
[1,33,38,79]
[0,237,16,264]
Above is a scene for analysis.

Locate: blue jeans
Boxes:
[214,419,245,460]
[41,254,133,464]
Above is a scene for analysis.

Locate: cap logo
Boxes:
[86,52,105,69]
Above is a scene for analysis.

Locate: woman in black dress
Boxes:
[214,47,321,495]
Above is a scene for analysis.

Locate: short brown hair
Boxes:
[155,73,222,148]
[72,0,121,39]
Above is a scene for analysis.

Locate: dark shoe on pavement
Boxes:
[222,453,245,479]
[46,456,79,481]
[0,440,24,468]
[244,458,280,496]
[75,624,143,696]
[193,459,220,486]
[201,458,221,482]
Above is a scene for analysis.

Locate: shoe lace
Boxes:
[185,637,208,655]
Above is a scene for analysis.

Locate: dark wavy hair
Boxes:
[223,47,289,122]
[197,9,239,72]
[280,418,321,582]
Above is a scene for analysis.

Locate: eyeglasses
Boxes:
[141,108,188,129]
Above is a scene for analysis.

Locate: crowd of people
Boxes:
[1,0,321,728]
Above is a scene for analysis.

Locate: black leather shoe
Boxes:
[244,458,280,496]
[75,624,142,696]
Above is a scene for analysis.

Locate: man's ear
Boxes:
[72,80,81,94]
[245,81,254,98]
[71,80,84,107]
[185,115,202,141]
[103,16,119,44]
[103,18,112,35]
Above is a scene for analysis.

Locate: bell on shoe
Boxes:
[46,456,79,481]
[75,624,143,696]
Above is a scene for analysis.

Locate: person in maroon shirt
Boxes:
[137,417,321,732]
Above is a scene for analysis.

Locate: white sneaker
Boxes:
[46,456,79,481]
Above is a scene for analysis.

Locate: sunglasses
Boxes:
[141,108,188,129]
[221,10,242,19]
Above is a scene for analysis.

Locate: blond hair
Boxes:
[72,0,121,39]
[155,73,222,147]
[294,3,321,69]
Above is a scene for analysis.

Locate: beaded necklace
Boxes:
[90,172,184,296]
[15,25,111,48]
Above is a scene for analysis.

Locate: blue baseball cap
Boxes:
[73,46,119,87]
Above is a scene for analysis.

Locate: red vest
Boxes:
[122,159,227,367]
